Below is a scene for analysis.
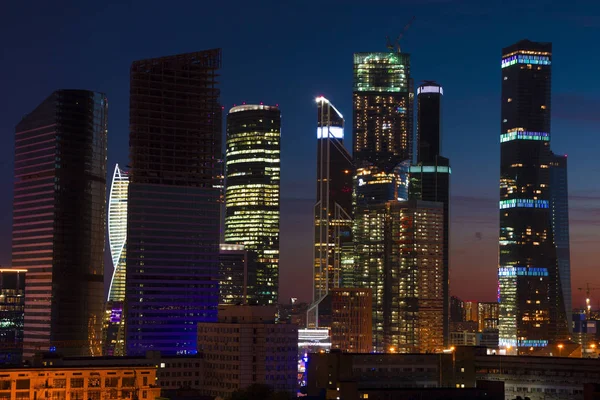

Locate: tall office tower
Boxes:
[331,288,373,353]
[127,50,222,355]
[354,199,444,353]
[0,269,25,364]
[411,81,451,346]
[550,154,572,333]
[225,105,281,305]
[103,164,129,356]
[12,90,107,358]
[219,244,257,305]
[499,40,569,349]
[353,52,413,171]
[312,97,353,325]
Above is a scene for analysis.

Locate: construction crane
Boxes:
[386,16,416,54]
[577,283,600,319]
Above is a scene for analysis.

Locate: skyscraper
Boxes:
[354,199,444,353]
[126,50,222,355]
[103,164,129,356]
[353,52,413,171]
[12,90,107,357]
[411,81,450,345]
[499,39,569,349]
[313,97,353,324]
[225,104,281,305]
[550,153,572,333]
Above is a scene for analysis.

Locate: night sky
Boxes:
[1,0,599,308]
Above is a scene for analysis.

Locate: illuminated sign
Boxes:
[501,55,551,68]
[499,199,549,209]
[498,266,549,277]
[500,131,549,143]
[317,126,344,139]
[110,307,123,323]
[417,86,443,95]
[409,165,451,174]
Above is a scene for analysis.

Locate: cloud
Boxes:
[553,93,600,122]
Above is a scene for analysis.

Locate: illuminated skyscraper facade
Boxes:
[353,52,413,171]
[499,40,569,349]
[411,80,450,345]
[127,50,222,355]
[12,90,107,358]
[313,97,353,323]
[103,164,129,356]
[225,105,281,305]
[354,200,444,353]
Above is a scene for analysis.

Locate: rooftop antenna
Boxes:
[387,16,416,54]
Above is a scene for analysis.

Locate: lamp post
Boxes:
[558,344,563,357]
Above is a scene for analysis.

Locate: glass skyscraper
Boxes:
[103,164,128,356]
[353,52,413,171]
[313,97,353,324]
[550,153,572,333]
[499,39,569,349]
[126,50,222,355]
[353,200,444,353]
[12,90,107,358]
[411,81,451,345]
[225,105,281,305]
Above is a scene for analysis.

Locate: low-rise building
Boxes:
[33,351,201,397]
[0,364,160,400]
[197,305,298,398]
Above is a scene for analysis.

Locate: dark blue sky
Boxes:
[1,0,599,305]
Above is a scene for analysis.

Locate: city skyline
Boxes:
[1,1,599,309]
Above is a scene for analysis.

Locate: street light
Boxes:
[558,344,564,357]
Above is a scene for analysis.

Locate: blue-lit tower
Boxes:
[499,40,570,350]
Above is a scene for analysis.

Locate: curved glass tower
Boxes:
[225,104,281,305]
[103,164,128,356]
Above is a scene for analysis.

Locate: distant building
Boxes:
[331,288,372,353]
[103,164,129,356]
[225,105,281,305]
[197,305,297,398]
[477,302,499,331]
[127,50,222,355]
[450,321,479,334]
[12,90,107,358]
[450,331,478,346]
[450,296,464,323]
[0,269,25,364]
[463,301,478,322]
[219,244,257,304]
[354,199,444,353]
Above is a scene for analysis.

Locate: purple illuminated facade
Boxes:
[125,50,222,355]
